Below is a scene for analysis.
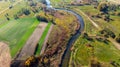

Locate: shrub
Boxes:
[36,15,48,22]
[116,34,120,43]
[100,28,116,38]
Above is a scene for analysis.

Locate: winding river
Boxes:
[45,0,85,67]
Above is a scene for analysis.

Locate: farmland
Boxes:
[0,18,39,57]
[35,22,52,55]
[0,0,42,58]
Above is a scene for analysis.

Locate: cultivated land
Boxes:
[0,0,42,58]
[35,22,52,55]
[0,18,39,57]
[17,22,48,60]
[0,42,11,67]
[40,23,53,55]
[0,0,54,66]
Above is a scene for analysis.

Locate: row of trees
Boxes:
[5,0,42,20]
[100,28,116,38]
[96,2,120,22]
[99,28,120,43]
[97,3,120,43]
[14,8,31,20]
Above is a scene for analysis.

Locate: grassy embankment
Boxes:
[35,22,52,55]
[69,5,120,67]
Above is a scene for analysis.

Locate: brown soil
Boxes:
[0,42,11,67]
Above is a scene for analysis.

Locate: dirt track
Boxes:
[16,22,48,60]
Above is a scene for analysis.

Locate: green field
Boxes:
[69,5,120,67]
[35,22,52,55]
[0,0,34,24]
[70,36,120,66]
[0,18,39,57]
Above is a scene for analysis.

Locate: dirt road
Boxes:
[16,22,48,60]
[108,38,120,50]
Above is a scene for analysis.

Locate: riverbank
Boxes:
[43,0,84,67]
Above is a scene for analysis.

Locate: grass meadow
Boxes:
[0,18,39,57]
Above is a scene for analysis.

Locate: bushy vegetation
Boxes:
[70,34,120,67]
[35,10,79,67]
[68,3,120,67]
[100,28,116,38]
[116,34,120,43]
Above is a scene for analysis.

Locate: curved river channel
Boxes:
[45,0,85,67]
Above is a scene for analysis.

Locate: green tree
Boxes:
[116,34,120,43]
[97,2,109,14]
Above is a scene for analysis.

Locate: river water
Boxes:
[45,0,85,67]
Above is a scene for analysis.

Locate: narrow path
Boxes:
[76,9,100,30]
[0,0,22,15]
[16,22,48,60]
[40,24,53,55]
[108,38,120,50]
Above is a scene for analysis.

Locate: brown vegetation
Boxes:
[38,10,79,67]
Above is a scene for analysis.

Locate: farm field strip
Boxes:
[11,19,39,58]
[16,22,48,60]
[35,22,52,55]
[0,18,39,58]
